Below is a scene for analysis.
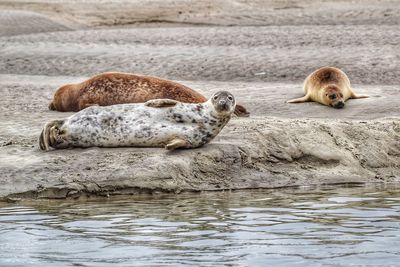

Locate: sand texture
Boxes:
[0,0,399,200]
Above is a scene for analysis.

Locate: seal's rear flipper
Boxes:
[165,138,189,150]
[287,95,310,103]
[39,120,65,151]
[145,99,179,108]
[39,123,51,150]
[234,104,250,117]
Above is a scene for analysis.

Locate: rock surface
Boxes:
[1,76,399,200]
[1,116,400,200]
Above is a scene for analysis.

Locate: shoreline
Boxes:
[4,182,400,203]
[1,116,399,201]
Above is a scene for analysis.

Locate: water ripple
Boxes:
[0,185,399,266]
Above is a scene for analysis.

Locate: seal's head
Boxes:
[210,91,236,115]
[49,84,81,112]
[324,85,345,109]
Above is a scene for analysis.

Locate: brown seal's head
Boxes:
[324,85,345,109]
[210,91,236,116]
[49,84,80,112]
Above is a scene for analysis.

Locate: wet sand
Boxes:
[0,0,399,200]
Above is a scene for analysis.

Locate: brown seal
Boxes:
[49,72,249,117]
[287,67,369,108]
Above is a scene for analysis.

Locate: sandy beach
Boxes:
[0,0,399,200]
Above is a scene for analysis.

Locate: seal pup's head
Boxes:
[209,91,236,116]
[324,85,345,109]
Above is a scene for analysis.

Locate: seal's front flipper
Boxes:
[287,95,310,103]
[234,104,250,117]
[145,99,179,108]
[350,92,369,99]
[78,100,100,111]
[82,103,99,109]
[165,138,189,150]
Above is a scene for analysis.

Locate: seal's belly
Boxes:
[62,105,199,148]
[70,124,195,147]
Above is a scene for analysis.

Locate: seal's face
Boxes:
[325,86,345,109]
[211,91,236,115]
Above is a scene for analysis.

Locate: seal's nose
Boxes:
[219,100,226,105]
[333,101,345,109]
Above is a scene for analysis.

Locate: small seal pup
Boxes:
[39,91,236,151]
[287,67,368,108]
[49,72,249,117]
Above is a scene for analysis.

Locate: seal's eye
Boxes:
[329,94,336,100]
[340,93,343,97]
[213,95,219,100]
[227,96,233,101]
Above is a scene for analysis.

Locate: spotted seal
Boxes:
[39,91,236,151]
[48,72,249,117]
[287,66,369,108]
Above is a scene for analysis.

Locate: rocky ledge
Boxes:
[1,117,399,201]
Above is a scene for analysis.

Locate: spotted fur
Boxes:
[39,91,236,151]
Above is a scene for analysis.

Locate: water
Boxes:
[1,185,400,267]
